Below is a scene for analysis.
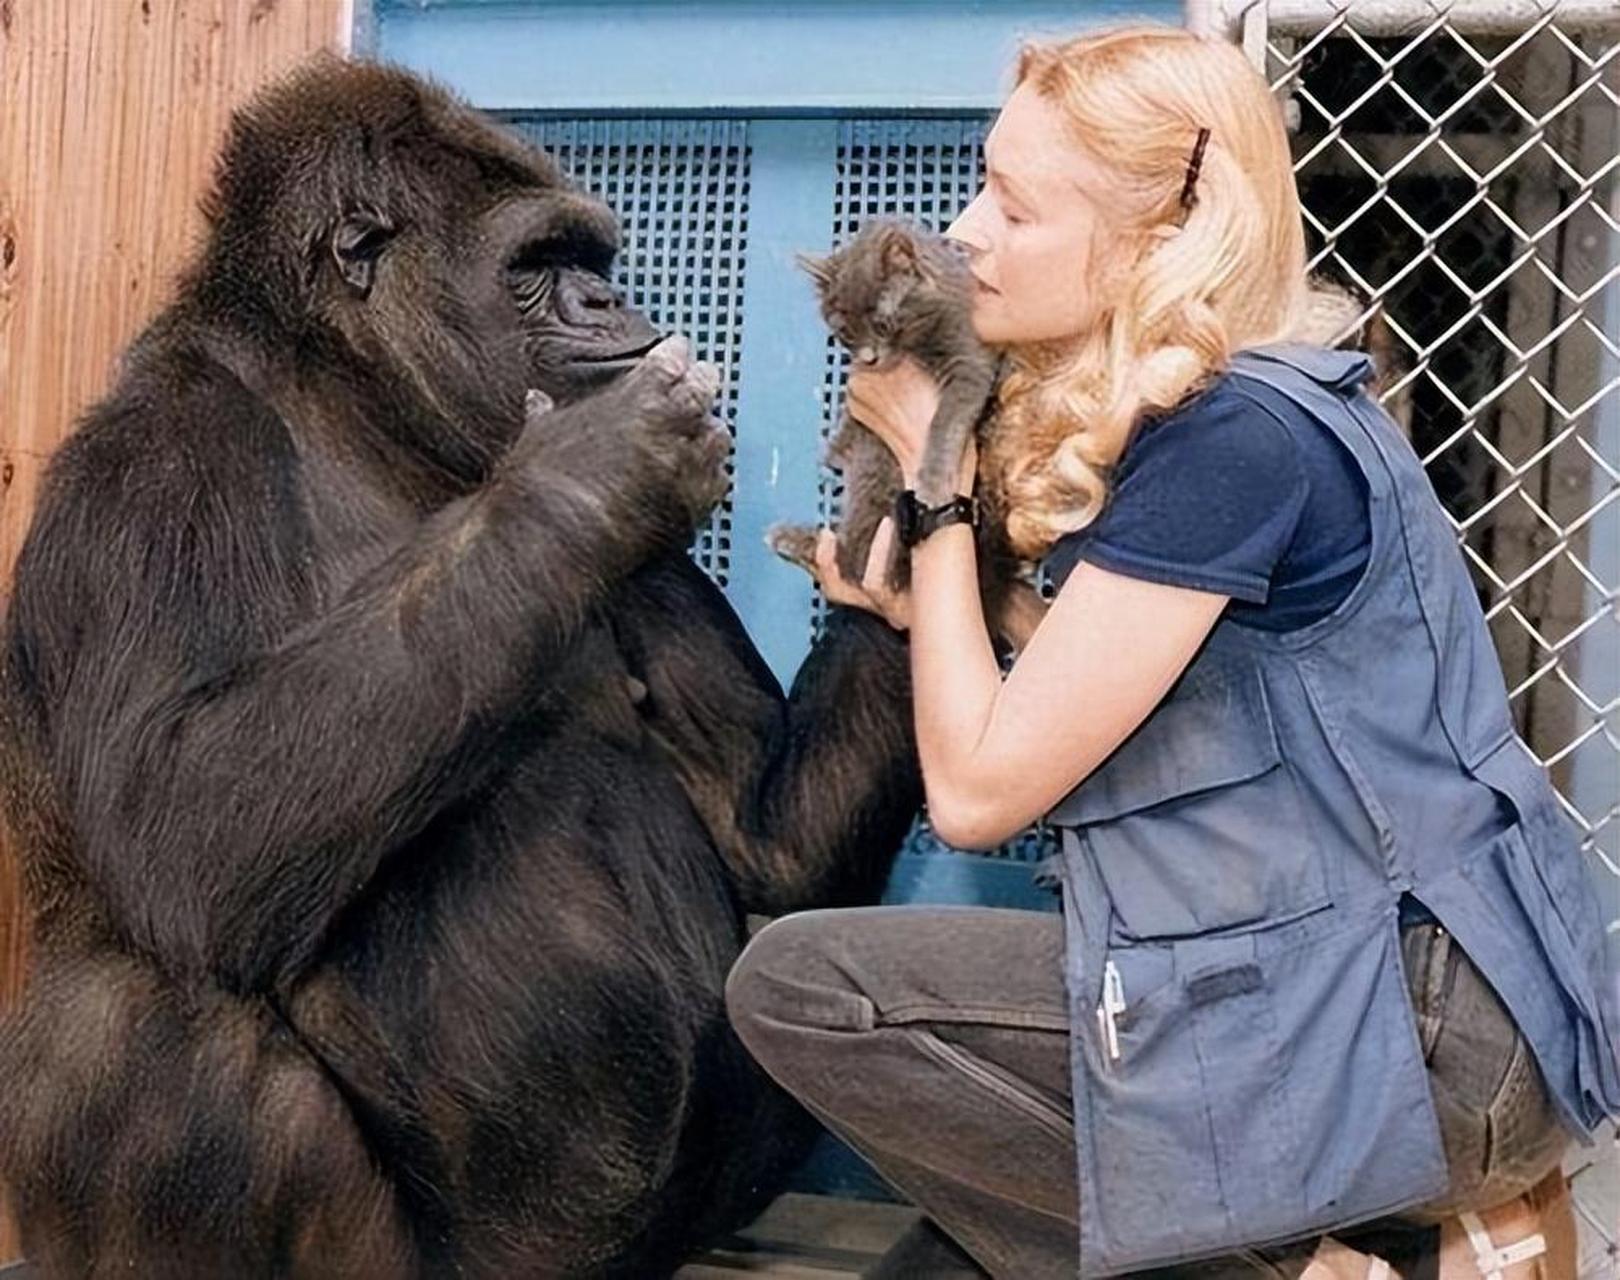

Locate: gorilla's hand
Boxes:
[623,335,730,526]
[521,334,730,536]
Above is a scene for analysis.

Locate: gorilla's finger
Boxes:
[642,333,693,382]
[695,424,733,502]
[668,366,721,428]
[699,419,731,460]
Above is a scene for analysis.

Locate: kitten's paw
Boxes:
[766,523,821,573]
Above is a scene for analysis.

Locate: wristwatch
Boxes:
[893,489,979,549]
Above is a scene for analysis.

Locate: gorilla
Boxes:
[0,57,921,1279]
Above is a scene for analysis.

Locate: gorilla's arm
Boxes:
[614,554,922,915]
[12,363,716,992]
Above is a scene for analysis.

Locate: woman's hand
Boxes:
[846,358,974,493]
[811,521,911,631]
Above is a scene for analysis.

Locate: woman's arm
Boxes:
[910,531,1226,847]
[831,357,1229,849]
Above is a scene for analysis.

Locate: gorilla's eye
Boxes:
[509,265,556,317]
[506,242,561,317]
[332,213,396,296]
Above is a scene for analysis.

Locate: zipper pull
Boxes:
[1097,960,1125,1062]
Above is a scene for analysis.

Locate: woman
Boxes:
[723,23,1619,1280]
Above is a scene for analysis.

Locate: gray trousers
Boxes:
[724,906,1569,1280]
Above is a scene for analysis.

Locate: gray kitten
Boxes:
[769,219,1001,594]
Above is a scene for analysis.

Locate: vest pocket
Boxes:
[1083,929,1301,1266]
[1078,906,1452,1274]
[1048,656,1331,940]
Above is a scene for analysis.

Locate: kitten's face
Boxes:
[805,227,961,366]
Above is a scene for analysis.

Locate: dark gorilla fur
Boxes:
[0,57,921,1279]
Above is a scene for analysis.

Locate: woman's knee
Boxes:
[725,910,876,1069]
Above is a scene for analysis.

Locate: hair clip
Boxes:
[1178,126,1212,219]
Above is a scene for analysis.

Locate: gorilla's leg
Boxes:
[678,1024,822,1243]
[0,955,415,1280]
[613,556,922,918]
[595,561,923,1266]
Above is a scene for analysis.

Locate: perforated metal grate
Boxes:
[510,118,752,586]
[811,118,1052,867]
[813,118,989,628]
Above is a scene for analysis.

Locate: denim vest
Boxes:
[1045,343,1620,1277]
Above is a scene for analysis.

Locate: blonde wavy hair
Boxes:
[985,24,1354,560]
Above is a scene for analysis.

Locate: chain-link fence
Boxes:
[1193,1,1618,1271]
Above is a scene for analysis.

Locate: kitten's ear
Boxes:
[796,251,835,287]
[878,225,920,276]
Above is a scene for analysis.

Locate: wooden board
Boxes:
[0,0,350,1261]
[676,1194,920,1277]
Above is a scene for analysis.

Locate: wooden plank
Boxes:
[0,455,44,620]
[734,1193,919,1258]
[675,1194,919,1277]
[0,0,350,1263]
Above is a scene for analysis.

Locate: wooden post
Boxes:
[0,0,350,1261]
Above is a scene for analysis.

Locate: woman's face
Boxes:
[947,84,1124,347]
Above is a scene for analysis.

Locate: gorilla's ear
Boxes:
[331,212,396,296]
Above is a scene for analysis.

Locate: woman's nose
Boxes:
[945,191,991,254]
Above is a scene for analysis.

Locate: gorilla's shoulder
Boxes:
[34,326,304,592]
[59,323,292,489]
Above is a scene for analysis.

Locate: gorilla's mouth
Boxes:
[575,337,661,367]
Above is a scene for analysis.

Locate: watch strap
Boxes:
[895,490,978,548]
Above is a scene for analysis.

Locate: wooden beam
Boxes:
[0,0,350,1262]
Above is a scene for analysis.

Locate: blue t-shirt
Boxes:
[1040,369,1371,632]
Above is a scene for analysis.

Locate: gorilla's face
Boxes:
[207,59,666,480]
[317,116,664,456]
[494,198,666,388]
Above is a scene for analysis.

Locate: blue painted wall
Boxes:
[371,0,1181,113]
